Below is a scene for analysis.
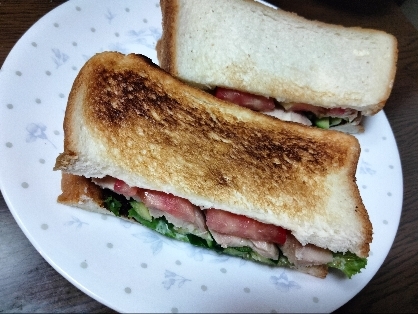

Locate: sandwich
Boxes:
[54,51,372,278]
[156,0,398,133]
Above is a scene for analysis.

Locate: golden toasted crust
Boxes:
[58,172,104,207]
[54,52,372,257]
[295,264,328,279]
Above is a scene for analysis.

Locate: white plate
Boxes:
[0,0,403,312]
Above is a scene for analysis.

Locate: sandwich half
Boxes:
[156,0,398,133]
[54,52,372,278]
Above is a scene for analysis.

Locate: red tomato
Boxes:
[215,87,275,112]
[136,189,201,224]
[114,179,206,229]
[114,179,139,197]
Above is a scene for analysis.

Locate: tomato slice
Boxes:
[113,179,202,225]
[114,179,139,197]
[206,208,286,245]
[214,87,275,112]
[136,189,201,225]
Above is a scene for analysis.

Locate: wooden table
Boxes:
[1,0,417,312]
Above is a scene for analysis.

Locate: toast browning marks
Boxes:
[157,0,398,115]
[55,52,372,257]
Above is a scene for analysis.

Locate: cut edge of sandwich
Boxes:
[57,172,330,278]
[156,0,398,130]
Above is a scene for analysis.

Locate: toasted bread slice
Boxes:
[54,52,372,258]
[157,0,397,115]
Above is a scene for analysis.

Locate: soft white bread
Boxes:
[54,52,372,258]
[157,0,398,115]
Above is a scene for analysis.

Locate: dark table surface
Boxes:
[1,0,417,312]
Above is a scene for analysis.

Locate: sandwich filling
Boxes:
[92,176,367,278]
[214,87,363,132]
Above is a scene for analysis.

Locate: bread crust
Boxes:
[157,0,179,76]
[58,172,104,208]
[54,52,372,257]
[157,0,398,115]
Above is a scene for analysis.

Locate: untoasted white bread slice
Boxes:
[157,0,398,115]
[54,52,372,258]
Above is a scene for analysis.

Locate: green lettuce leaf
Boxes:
[104,196,122,216]
[103,195,366,277]
[328,252,367,278]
